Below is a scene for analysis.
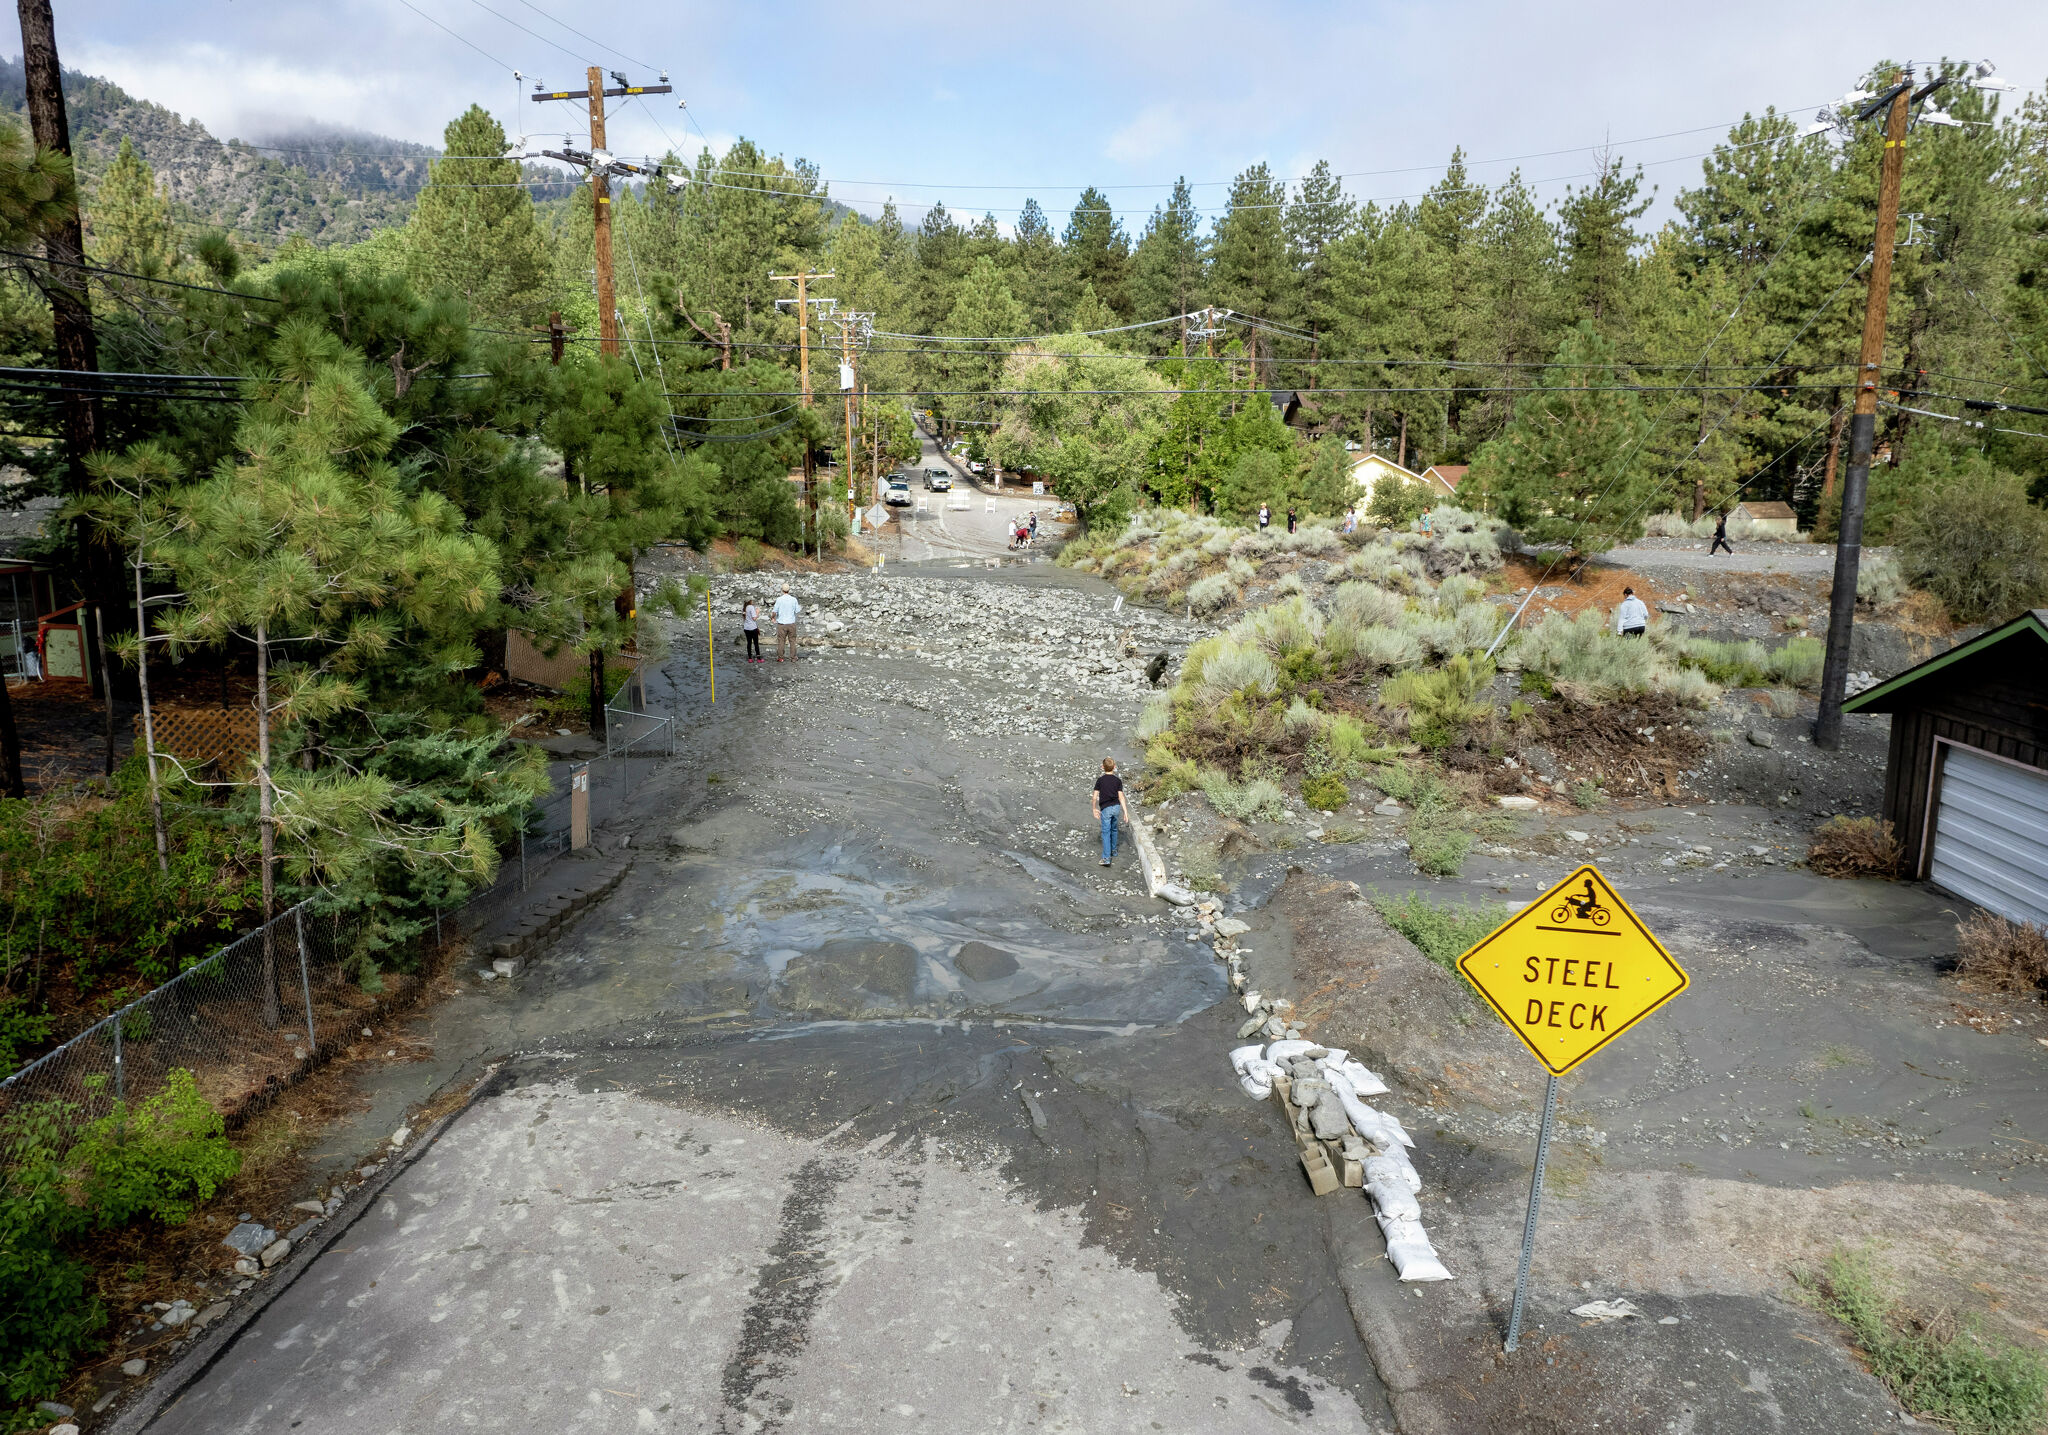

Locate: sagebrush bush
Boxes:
[1187,572,1236,615]
[1514,609,1664,701]
[1382,654,1495,750]
[1355,624,1424,671]
[1282,697,1325,735]
[1136,695,1172,740]
[1332,581,1406,629]
[1857,551,1907,609]
[1199,768,1286,821]
[1194,640,1277,700]
[69,1067,242,1227]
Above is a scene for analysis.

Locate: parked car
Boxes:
[884,478,913,506]
[969,461,986,474]
[922,467,952,492]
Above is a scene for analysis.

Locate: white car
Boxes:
[884,478,913,506]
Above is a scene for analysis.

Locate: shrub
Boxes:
[1371,889,1511,970]
[1323,715,1388,772]
[1136,695,1172,740]
[1665,667,1721,708]
[732,536,766,571]
[1569,779,1607,809]
[1194,641,1278,700]
[1199,768,1286,821]
[1515,609,1661,700]
[1187,572,1236,615]
[1,1105,105,1412]
[1799,1246,2048,1435]
[1953,911,2048,995]
[1355,624,1424,672]
[1765,688,1801,719]
[68,1067,242,1227]
[1643,511,1695,538]
[1332,581,1406,629]
[1407,813,1474,875]
[1894,466,2048,621]
[1806,816,1902,879]
[1680,636,1824,691]
[1857,551,1907,609]
[1302,774,1350,811]
[1282,696,1325,734]
[1382,654,1495,750]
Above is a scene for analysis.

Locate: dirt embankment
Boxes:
[1280,873,1527,1112]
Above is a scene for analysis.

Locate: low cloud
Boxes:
[1105,103,1183,164]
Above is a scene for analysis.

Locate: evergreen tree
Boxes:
[88,136,175,279]
[938,255,1026,427]
[1284,159,1356,364]
[1210,162,1289,331]
[1062,186,1131,318]
[1065,280,1118,337]
[1464,169,1559,442]
[1007,197,1065,332]
[404,106,549,327]
[1128,178,1205,350]
[991,332,1170,524]
[1557,150,1651,329]
[1466,322,1656,555]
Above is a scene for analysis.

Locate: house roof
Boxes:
[1348,453,1422,480]
[1734,500,1797,520]
[1423,464,1468,490]
[1841,609,2048,714]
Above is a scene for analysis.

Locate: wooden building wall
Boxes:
[1882,654,2048,875]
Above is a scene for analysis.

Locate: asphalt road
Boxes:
[869,429,1071,562]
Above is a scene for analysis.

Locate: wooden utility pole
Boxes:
[772,270,833,552]
[841,321,857,531]
[585,67,619,359]
[1817,77,1912,750]
[549,311,566,364]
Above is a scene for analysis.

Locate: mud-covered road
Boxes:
[150,562,1400,1434]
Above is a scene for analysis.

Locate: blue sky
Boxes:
[43,0,2048,233]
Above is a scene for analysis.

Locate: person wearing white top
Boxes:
[1615,587,1649,637]
[742,599,762,662]
[772,584,801,661]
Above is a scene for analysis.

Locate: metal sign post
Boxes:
[1454,864,1689,1354]
[1503,1074,1559,1352]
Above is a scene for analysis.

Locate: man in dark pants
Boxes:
[1616,587,1649,638]
[1710,511,1734,556]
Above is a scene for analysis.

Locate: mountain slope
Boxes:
[0,58,575,248]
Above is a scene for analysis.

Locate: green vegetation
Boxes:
[1799,1247,2048,1435]
[1370,889,1511,971]
[1301,773,1350,811]
[1893,463,2048,621]
[67,1068,242,1227]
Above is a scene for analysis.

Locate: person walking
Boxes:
[1028,510,1039,543]
[1091,756,1126,866]
[772,583,801,662]
[742,598,762,663]
[1615,586,1649,638]
[1286,506,1297,534]
[1710,510,1734,556]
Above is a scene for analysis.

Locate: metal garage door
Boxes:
[1929,745,2048,927]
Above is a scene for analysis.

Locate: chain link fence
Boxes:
[604,658,675,759]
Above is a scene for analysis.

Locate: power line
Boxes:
[511,0,653,70]
[464,0,585,65]
[393,0,519,73]
[0,246,283,302]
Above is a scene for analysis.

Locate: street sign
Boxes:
[1454,863,1688,1353]
[1455,864,1687,1076]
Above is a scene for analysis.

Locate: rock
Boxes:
[390,1125,412,1148]
[1517,745,1559,780]
[1747,728,1775,748]
[1261,1017,1288,1040]
[1237,1015,1266,1039]
[259,1238,291,1268]
[222,1222,276,1258]
[1572,1298,1644,1322]
[1564,830,1589,843]
[1155,883,1197,906]
[491,957,519,978]
[233,1256,258,1276]
[1748,844,1769,857]
[195,1300,230,1329]
[292,1199,325,1215]
[1214,917,1251,939]
[477,968,497,982]
[49,1425,79,1435]
[1373,799,1404,816]
[1496,795,1539,811]
[38,1402,74,1419]
[160,1301,195,1327]
[285,1219,318,1244]
[122,1358,147,1377]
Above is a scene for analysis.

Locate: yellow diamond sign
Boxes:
[1455,864,1688,1076]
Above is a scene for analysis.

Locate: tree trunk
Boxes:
[588,647,606,739]
[1690,402,1711,522]
[135,558,167,872]
[1398,412,1408,471]
[255,622,279,1028]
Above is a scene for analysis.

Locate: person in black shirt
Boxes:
[1710,510,1734,556]
[1092,757,1126,865]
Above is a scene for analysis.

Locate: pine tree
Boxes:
[1558,150,1652,330]
[88,136,175,279]
[939,255,1026,426]
[1128,178,1205,350]
[1007,197,1065,332]
[1466,322,1656,555]
[404,106,549,328]
[1062,186,1131,318]
[1210,163,1291,384]
[1065,281,1118,338]
[1284,159,1356,363]
[1464,169,1559,443]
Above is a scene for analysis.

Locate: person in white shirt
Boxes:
[742,599,761,662]
[772,584,801,662]
[1615,587,1649,638]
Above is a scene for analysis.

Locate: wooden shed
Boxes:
[1841,610,2048,925]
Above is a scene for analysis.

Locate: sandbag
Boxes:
[1230,1044,1281,1100]
[1365,1152,1423,1194]
[1263,1039,1317,1064]
[1376,1213,1452,1282]
[1365,1178,1421,1221]
[1326,1078,1416,1150]
[1320,1056,1388,1098]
